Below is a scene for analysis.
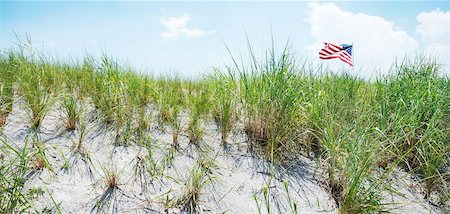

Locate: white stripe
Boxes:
[320,55,340,59]
[321,47,340,55]
[319,50,336,56]
[339,52,352,62]
[341,51,352,59]
[339,56,352,65]
[329,43,342,50]
[327,45,341,52]
[339,56,353,65]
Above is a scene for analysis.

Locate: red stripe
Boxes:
[339,58,353,66]
[339,56,352,65]
[323,42,341,52]
[341,51,352,59]
[338,54,353,65]
[320,48,334,55]
[328,45,341,52]
[328,43,342,51]
[320,55,340,59]
[339,52,352,62]
[319,51,335,57]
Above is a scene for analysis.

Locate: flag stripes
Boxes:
[319,42,353,67]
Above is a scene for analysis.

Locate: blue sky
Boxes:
[1,1,449,79]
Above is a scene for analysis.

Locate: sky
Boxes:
[0,1,449,79]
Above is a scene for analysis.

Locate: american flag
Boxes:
[319,42,353,67]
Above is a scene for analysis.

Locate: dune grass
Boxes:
[0,38,448,213]
[174,158,216,213]
[209,68,238,144]
[60,95,82,130]
[231,41,304,160]
[186,81,210,144]
[0,56,14,127]
[0,138,33,212]
[156,77,185,147]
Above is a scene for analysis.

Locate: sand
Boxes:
[0,98,442,213]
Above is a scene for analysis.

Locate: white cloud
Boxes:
[416,9,450,62]
[306,2,419,78]
[159,14,215,40]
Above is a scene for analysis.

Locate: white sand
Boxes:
[0,98,443,213]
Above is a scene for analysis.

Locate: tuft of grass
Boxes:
[73,118,91,160]
[0,88,12,127]
[210,68,238,144]
[128,75,154,134]
[0,113,5,127]
[75,115,88,155]
[374,58,449,199]
[160,146,176,174]
[63,115,94,177]
[114,122,134,146]
[22,69,52,131]
[0,60,14,127]
[30,155,46,171]
[92,165,123,213]
[229,39,303,159]
[156,77,185,148]
[186,82,210,144]
[133,135,159,193]
[60,95,82,130]
[136,105,152,136]
[175,163,215,213]
[105,171,119,189]
[0,137,35,212]
[28,136,52,173]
